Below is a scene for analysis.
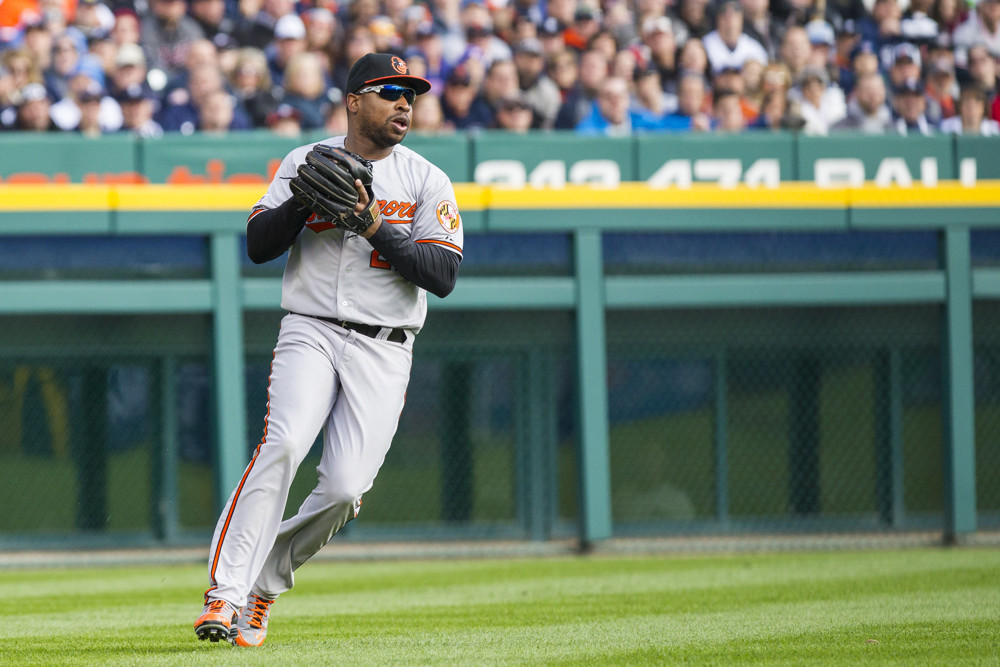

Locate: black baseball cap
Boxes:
[346,53,431,96]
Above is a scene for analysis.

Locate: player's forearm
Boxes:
[368,222,460,298]
[245,197,312,264]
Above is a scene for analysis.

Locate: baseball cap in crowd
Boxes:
[17,82,49,106]
[515,38,544,56]
[78,79,104,103]
[274,13,306,40]
[641,16,673,37]
[717,0,743,14]
[574,6,601,22]
[806,20,835,47]
[347,53,432,96]
[894,77,925,96]
[266,103,302,126]
[800,65,830,85]
[416,21,436,39]
[115,83,153,103]
[891,42,922,68]
[539,16,563,37]
[497,91,533,112]
[116,43,146,68]
[850,40,876,62]
[446,66,472,87]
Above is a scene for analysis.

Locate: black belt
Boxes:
[290,312,407,343]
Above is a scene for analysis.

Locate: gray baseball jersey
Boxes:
[252,136,464,331]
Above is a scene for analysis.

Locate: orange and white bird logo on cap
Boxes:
[391,56,408,74]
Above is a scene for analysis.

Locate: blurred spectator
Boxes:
[233,0,297,50]
[741,0,784,60]
[440,64,488,129]
[742,58,765,107]
[612,46,639,81]
[677,36,710,79]
[493,89,534,131]
[410,90,446,132]
[953,0,1000,66]
[513,37,560,127]
[405,22,448,94]
[197,87,238,132]
[265,102,301,136]
[21,16,54,73]
[111,8,141,47]
[587,28,619,64]
[885,42,922,92]
[940,82,1000,134]
[2,48,42,94]
[280,50,330,130]
[302,8,339,71]
[51,62,122,132]
[964,44,1000,120]
[13,81,58,131]
[804,19,837,72]
[0,65,16,129]
[832,71,893,132]
[157,62,250,133]
[564,5,604,52]
[468,57,517,128]
[537,15,567,59]
[228,46,279,127]
[712,65,759,123]
[116,83,164,137]
[711,87,745,132]
[73,78,105,136]
[547,48,578,99]
[604,0,638,48]
[639,16,679,90]
[892,77,934,134]
[631,63,676,120]
[677,0,713,39]
[703,1,768,74]
[189,0,237,52]
[141,0,207,80]
[44,35,81,101]
[901,0,940,44]
[73,0,114,43]
[577,75,654,135]
[749,88,790,129]
[368,15,402,54]
[267,13,307,86]
[867,0,905,54]
[109,42,149,99]
[930,0,965,36]
[442,0,511,70]
[791,65,846,135]
[662,70,711,130]
[779,25,811,83]
[925,59,958,123]
[331,26,376,93]
[554,47,608,129]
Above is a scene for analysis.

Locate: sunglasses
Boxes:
[356,84,416,104]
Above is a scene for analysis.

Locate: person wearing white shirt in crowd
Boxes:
[791,65,846,135]
[953,0,1000,66]
[831,71,893,133]
[939,83,1000,134]
[703,0,769,74]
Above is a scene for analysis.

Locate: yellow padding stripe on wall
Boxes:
[0,182,999,211]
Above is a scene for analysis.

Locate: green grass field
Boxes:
[2,547,998,665]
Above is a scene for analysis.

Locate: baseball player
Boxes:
[194,52,463,647]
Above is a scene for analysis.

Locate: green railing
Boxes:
[1,180,998,549]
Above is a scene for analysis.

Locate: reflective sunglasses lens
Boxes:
[378,85,415,104]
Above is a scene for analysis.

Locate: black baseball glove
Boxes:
[289,144,381,234]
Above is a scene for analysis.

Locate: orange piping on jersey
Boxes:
[416,239,463,253]
[247,207,266,222]
[209,349,276,585]
[384,219,410,224]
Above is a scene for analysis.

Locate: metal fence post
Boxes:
[210,232,249,513]
[941,226,977,542]
[574,229,612,546]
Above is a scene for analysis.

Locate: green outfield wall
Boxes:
[0,132,999,552]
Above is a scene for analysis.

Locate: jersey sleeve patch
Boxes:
[435,200,460,233]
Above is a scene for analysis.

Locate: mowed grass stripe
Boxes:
[1,548,996,665]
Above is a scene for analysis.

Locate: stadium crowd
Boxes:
[0,0,998,136]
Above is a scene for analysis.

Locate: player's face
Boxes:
[355,86,413,149]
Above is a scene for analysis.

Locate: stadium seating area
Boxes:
[0,0,998,137]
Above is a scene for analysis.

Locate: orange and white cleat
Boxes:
[229,593,275,647]
[194,599,239,643]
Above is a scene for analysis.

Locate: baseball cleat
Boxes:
[229,593,275,647]
[194,599,239,642]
